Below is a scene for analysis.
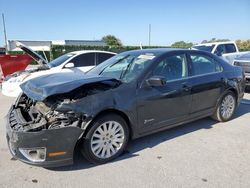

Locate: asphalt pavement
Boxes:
[0,92,250,188]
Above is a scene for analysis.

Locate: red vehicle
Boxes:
[0,54,33,80]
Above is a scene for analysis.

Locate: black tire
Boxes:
[80,113,129,164]
[212,91,236,122]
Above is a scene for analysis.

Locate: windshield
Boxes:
[192,45,215,52]
[87,53,155,83]
[48,53,75,68]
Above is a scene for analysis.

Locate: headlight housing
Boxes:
[8,73,31,83]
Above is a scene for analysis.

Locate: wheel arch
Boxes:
[214,87,238,112]
[228,87,238,102]
[83,109,134,139]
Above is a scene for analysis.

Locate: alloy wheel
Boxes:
[90,121,125,159]
[220,94,235,120]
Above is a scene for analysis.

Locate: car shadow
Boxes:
[47,103,250,172]
[241,88,250,104]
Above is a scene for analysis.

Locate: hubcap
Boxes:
[91,121,125,159]
[220,94,235,119]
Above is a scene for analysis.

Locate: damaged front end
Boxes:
[6,94,84,167]
[6,78,120,167]
[10,94,83,132]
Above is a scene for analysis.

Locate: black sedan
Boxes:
[6,49,245,167]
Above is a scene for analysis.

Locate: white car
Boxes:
[192,41,250,64]
[1,42,116,97]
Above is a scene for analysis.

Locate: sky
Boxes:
[0,0,250,46]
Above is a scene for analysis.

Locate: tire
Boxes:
[80,113,129,164]
[212,91,236,122]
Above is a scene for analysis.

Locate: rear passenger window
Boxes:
[70,53,95,67]
[225,44,237,53]
[153,54,188,81]
[190,54,222,76]
[97,53,114,65]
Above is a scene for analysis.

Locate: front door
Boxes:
[137,53,192,134]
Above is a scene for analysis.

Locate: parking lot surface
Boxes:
[0,92,250,188]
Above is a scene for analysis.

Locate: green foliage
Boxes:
[171,41,193,49]
[236,40,250,51]
[102,35,123,47]
[50,45,170,59]
[9,39,250,63]
[201,38,230,44]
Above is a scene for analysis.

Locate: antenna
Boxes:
[148,24,151,46]
[140,42,143,50]
[2,13,8,54]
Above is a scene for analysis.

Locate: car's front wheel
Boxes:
[212,91,236,122]
[81,113,129,164]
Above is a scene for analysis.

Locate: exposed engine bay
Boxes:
[10,80,120,132]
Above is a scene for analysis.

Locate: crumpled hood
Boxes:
[20,72,118,101]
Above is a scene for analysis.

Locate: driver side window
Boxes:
[214,45,226,56]
[152,54,188,81]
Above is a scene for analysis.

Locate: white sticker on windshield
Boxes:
[138,54,155,60]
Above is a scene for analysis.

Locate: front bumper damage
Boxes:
[6,106,84,167]
[5,79,120,167]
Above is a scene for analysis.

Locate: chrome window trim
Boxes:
[165,70,223,83]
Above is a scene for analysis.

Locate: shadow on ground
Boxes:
[47,102,250,172]
[241,87,250,104]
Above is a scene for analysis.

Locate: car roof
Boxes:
[68,50,117,55]
[193,41,236,47]
[120,48,193,56]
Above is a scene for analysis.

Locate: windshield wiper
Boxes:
[119,57,135,79]
[99,55,129,75]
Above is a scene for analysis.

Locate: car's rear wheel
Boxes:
[81,113,129,164]
[212,91,236,122]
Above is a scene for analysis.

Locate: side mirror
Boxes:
[64,62,74,68]
[146,76,166,87]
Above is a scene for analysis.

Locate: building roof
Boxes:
[65,40,106,46]
[8,39,107,51]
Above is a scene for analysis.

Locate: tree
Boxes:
[201,38,230,43]
[236,40,250,51]
[171,41,193,49]
[102,35,123,47]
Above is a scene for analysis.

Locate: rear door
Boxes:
[96,53,115,65]
[69,53,96,72]
[187,52,225,115]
